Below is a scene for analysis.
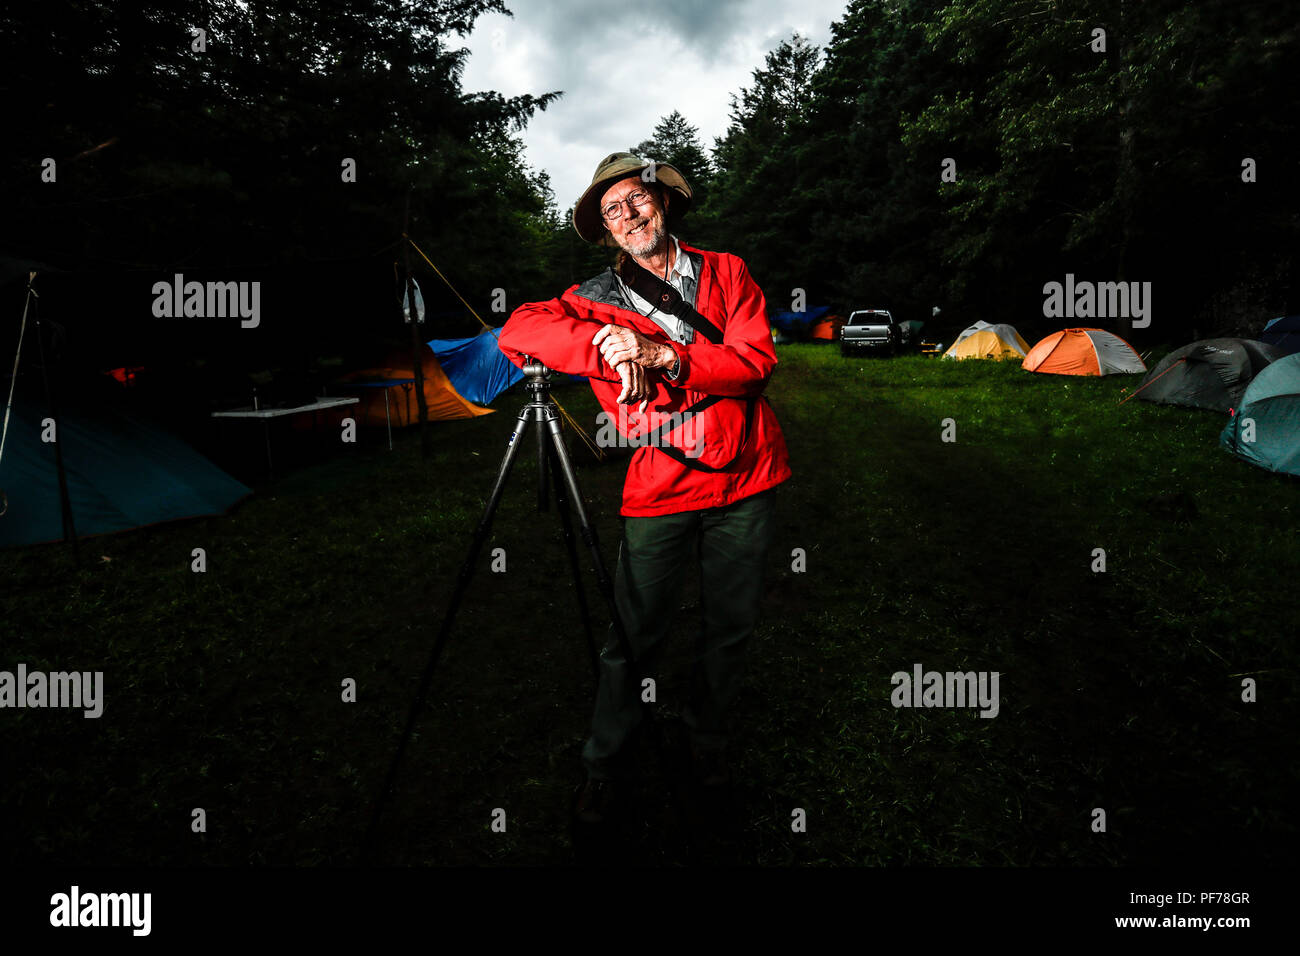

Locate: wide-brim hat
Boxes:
[572,152,693,246]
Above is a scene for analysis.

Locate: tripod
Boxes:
[363,358,652,859]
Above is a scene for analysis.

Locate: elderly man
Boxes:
[497,152,791,823]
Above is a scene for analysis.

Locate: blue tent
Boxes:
[1220,353,1300,476]
[1,382,250,549]
[427,327,523,405]
[1260,316,1300,355]
[769,305,832,337]
[428,327,586,403]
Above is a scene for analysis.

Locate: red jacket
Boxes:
[497,242,791,517]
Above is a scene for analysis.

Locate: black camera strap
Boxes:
[637,393,758,473]
[615,256,725,344]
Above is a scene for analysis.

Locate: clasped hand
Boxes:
[592,324,675,411]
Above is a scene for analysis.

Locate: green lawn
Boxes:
[3,344,1295,865]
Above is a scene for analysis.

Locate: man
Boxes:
[497,152,791,823]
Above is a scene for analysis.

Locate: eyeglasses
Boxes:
[600,188,656,222]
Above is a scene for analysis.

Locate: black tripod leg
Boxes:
[537,406,549,513]
[542,414,639,681]
[362,405,533,861]
[546,434,599,681]
[545,413,699,864]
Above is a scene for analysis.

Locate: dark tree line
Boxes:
[681,0,1300,343]
[0,0,559,331]
[3,0,1297,367]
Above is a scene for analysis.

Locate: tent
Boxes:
[427,327,524,405]
[770,305,832,339]
[1220,353,1300,476]
[1023,328,1146,375]
[1260,315,1300,355]
[809,314,846,342]
[426,327,586,402]
[1,378,250,549]
[335,344,492,427]
[1134,338,1284,412]
[943,321,1029,360]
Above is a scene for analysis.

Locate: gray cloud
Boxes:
[456,0,849,212]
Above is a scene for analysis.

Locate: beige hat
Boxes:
[572,152,693,246]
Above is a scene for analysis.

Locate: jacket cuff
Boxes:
[663,345,682,380]
[666,343,689,384]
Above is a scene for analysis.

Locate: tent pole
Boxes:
[1,276,36,506]
[384,388,392,451]
[1118,357,1185,406]
[30,273,80,566]
[403,190,432,457]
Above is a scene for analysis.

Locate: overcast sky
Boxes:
[453,0,851,213]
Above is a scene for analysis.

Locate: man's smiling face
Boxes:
[600,176,668,258]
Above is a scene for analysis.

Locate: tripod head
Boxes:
[520,356,554,401]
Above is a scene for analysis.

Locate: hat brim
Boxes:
[573,161,693,245]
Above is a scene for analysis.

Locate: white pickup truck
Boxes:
[841,309,906,356]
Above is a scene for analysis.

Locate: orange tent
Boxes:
[810,315,846,341]
[336,345,493,427]
[1023,328,1146,376]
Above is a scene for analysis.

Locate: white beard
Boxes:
[619,217,666,258]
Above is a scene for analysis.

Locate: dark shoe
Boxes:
[573,778,619,825]
[691,746,731,789]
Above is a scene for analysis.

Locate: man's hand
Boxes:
[614,360,650,412]
[593,324,674,370]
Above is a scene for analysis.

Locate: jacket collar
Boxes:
[572,243,706,312]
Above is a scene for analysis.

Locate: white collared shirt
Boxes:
[614,235,696,345]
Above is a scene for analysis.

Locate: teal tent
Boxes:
[1,379,250,549]
[1220,353,1300,476]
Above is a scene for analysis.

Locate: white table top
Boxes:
[211,396,359,419]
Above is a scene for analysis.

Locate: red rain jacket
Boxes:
[497,242,791,517]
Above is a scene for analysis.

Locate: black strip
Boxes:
[616,257,725,344]
[642,395,758,474]
[641,394,722,446]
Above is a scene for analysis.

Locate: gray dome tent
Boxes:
[1134,338,1285,412]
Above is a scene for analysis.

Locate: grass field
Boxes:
[3,344,1296,866]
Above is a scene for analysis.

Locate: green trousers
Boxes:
[582,488,776,780]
